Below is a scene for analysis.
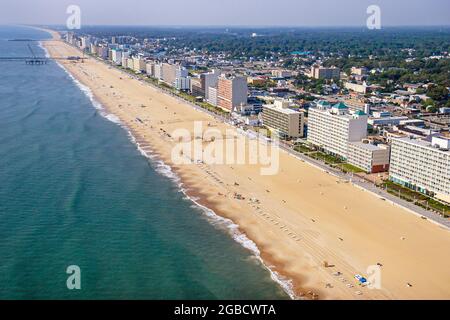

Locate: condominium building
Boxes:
[127,58,134,70]
[347,142,390,173]
[146,62,155,77]
[203,70,220,100]
[389,135,450,203]
[89,44,97,55]
[154,63,163,80]
[97,46,108,60]
[161,63,177,85]
[133,57,146,73]
[207,87,218,106]
[190,78,205,97]
[111,49,122,65]
[307,101,368,159]
[174,76,191,90]
[262,100,304,138]
[80,36,91,50]
[190,69,221,99]
[119,51,129,67]
[310,65,340,80]
[217,76,248,111]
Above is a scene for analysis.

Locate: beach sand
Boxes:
[42,29,450,300]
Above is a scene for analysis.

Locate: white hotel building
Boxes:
[389,135,450,203]
[307,102,368,159]
[111,49,122,65]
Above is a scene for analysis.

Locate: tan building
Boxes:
[271,70,292,78]
[262,100,304,138]
[161,63,177,85]
[351,67,368,76]
[310,65,340,80]
[217,76,248,111]
[247,77,267,86]
[146,62,155,77]
[345,81,368,94]
[127,58,134,70]
[133,57,146,73]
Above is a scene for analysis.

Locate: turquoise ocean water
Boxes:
[0,26,290,299]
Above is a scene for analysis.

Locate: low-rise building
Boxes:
[368,116,409,127]
[351,67,368,76]
[345,81,368,94]
[348,142,390,173]
[271,70,292,78]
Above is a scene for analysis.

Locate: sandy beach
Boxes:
[42,29,450,300]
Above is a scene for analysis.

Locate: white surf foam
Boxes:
[53,59,122,126]
[50,52,297,300]
[187,197,297,300]
[132,140,296,299]
[37,41,50,58]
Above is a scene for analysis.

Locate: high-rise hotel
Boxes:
[390,135,450,203]
[217,76,248,111]
[307,101,368,159]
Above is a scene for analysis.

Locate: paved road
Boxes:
[279,143,450,229]
[94,54,450,230]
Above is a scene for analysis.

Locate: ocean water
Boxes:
[0,26,290,300]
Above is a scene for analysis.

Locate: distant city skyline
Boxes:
[1,0,450,27]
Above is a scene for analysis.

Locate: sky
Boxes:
[1,0,450,27]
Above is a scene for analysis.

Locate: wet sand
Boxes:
[42,29,450,300]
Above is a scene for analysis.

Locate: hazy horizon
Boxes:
[1,0,450,27]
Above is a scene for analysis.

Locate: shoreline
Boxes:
[127,121,298,299]
[49,48,298,299]
[40,28,450,300]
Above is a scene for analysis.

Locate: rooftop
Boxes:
[395,136,450,154]
[349,141,387,151]
[263,104,301,115]
[333,102,348,110]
